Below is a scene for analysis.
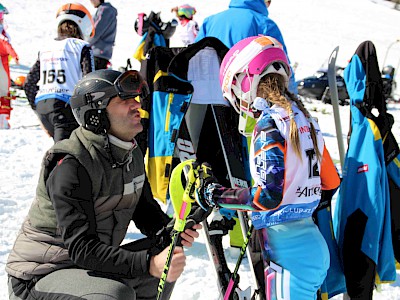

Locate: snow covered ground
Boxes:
[1,0,400,299]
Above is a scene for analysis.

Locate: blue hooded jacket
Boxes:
[195,0,296,94]
[333,41,396,290]
[196,0,285,50]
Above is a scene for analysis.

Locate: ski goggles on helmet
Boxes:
[114,70,150,101]
[70,70,150,111]
[177,6,196,19]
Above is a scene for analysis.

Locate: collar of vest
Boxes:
[77,128,137,167]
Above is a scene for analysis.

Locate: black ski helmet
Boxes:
[70,69,149,134]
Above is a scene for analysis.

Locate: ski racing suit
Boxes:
[206,103,340,300]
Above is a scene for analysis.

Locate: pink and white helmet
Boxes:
[219,35,291,116]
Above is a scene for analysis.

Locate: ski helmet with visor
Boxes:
[56,3,95,40]
[219,35,291,135]
[177,5,196,19]
[70,69,149,134]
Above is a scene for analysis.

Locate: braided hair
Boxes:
[257,73,322,162]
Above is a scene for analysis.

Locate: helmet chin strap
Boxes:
[237,69,258,137]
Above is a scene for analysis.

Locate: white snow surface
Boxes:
[1,0,400,299]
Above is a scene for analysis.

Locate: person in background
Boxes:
[0,3,8,14]
[0,10,18,90]
[196,35,340,300]
[0,10,11,41]
[195,0,297,95]
[23,3,95,142]
[7,69,203,299]
[171,4,199,47]
[87,0,117,70]
[0,11,19,129]
[265,0,271,8]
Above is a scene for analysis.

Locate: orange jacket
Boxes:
[0,36,19,91]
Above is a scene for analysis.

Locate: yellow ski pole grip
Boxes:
[169,159,199,232]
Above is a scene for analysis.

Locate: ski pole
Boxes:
[223,223,254,300]
[327,46,345,169]
[156,159,198,300]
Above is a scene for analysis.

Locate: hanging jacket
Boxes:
[333,41,396,298]
[144,37,229,203]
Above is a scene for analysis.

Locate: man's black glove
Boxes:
[121,203,212,256]
[152,202,213,251]
[164,203,211,231]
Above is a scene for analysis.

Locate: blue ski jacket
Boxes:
[196,0,286,52]
[195,0,297,107]
[333,43,396,283]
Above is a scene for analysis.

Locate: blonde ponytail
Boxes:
[257,73,321,162]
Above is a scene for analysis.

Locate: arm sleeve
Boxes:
[132,176,171,237]
[5,40,18,60]
[47,156,149,278]
[320,145,341,190]
[210,118,284,211]
[87,6,116,46]
[80,45,94,75]
[23,58,40,110]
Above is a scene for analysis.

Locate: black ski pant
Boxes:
[8,269,175,300]
[94,57,109,70]
[35,98,79,143]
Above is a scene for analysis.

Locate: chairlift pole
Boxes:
[382,39,400,77]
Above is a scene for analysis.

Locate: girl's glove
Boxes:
[195,162,219,210]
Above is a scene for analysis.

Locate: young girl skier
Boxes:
[23,3,94,142]
[196,35,340,299]
[171,4,198,46]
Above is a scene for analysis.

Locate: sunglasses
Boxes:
[114,70,150,101]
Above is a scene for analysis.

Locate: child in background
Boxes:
[0,10,11,41]
[171,4,198,47]
[23,3,94,142]
[0,11,19,129]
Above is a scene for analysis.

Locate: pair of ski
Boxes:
[157,104,261,300]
